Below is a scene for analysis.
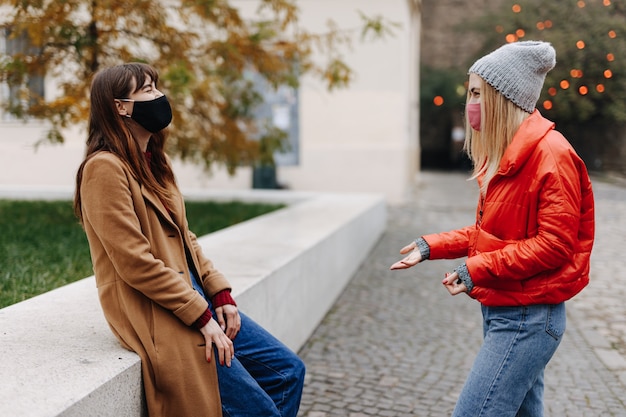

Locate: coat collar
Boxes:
[498,110,555,176]
[140,184,180,228]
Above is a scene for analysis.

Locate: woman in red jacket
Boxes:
[391,41,594,417]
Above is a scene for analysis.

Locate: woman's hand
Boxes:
[390,241,423,270]
[215,304,241,340]
[442,272,467,296]
[200,318,234,367]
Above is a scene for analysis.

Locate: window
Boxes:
[1,28,45,122]
[249,71,300,166]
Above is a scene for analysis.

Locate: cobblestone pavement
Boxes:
[297,171,626,417]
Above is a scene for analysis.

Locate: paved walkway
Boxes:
[296,171,626,417]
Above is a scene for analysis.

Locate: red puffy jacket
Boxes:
[423,110,595,306]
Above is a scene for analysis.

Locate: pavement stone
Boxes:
[296,171,626,417]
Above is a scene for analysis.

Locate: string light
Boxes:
[570,69,583,78]
[507,2,617,112]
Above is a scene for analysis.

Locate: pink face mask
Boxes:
[466,103,481,131]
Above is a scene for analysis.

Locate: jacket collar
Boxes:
[498,110,555,176]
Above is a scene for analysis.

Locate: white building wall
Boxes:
[0,0,420,203]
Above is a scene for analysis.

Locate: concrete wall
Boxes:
[0,188,386,416]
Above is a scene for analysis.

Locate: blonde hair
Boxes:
[464,78,530,195]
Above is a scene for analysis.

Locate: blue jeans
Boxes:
[215,311,305,417]
[190,270,305,417]
[452,303,566,417]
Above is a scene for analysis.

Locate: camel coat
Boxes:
[80,151,230,417]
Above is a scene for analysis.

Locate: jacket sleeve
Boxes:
[422,225,476,260]
[81,155,209,326]
[466,150,583,286]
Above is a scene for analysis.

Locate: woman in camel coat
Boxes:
[74,63,305,417]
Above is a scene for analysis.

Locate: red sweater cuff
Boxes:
[212,289,237,308]
[193,308,212,330]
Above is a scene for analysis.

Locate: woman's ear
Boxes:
[114,99,131,117]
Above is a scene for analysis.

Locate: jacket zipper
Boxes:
[477,195,485,228]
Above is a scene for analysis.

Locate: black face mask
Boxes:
[123,95,173,133]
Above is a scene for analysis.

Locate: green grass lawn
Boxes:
[0,199,283,309]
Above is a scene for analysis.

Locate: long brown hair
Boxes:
[74,63,176,221]
[464,77,530,195]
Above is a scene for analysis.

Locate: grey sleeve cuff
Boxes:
[455,263,474,293]
[415,237,430,260]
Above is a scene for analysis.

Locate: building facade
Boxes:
[0,1,422,203]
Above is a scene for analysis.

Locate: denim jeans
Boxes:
[191,270,305,417]
[215,311,305,417]
[452,303,566,417]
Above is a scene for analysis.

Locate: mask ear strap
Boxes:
[114,98,132,117]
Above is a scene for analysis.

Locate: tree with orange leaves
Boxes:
[0,0,395,173]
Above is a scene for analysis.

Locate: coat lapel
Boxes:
[140,184,178,228]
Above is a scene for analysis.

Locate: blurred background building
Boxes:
[2,0,625,201]
[0,0,421,204]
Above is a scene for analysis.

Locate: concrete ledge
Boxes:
[0,189,386,417]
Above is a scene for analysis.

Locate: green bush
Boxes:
[467,0,626,125]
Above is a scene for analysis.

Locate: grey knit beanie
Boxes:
[468,41,556,113]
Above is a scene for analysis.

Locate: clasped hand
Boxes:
[200,304,241,367]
